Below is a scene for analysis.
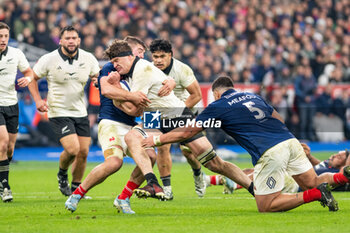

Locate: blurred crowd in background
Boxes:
[0,0,349,146]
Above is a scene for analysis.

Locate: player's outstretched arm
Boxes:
[142,125,203,147]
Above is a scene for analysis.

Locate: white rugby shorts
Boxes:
[98,119,133,159]
[253,138,312,195]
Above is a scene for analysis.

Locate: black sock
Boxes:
[71,182,81,192]
[58,168,68,177]
[0,159,10,189]
[248,182,255,197]
[160,175,171,186]
[145,173,159,185]
[192,168,201,176]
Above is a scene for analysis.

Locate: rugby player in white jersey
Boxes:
[149,39,205,199]
[103,40,253,202]
[28,26,100,197]
[0,22,33,202]
[65,36,175,214]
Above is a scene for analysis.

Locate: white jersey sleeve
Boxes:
[16,48,30,72]
[33,54,49,78]
[88,53,100,77]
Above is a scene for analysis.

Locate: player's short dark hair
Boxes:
[150,39,172,55]
[212,76,234,91]
[60,26,79,38]
[104,39,132,60]
[0,22,10,31]
[124,36,147,50]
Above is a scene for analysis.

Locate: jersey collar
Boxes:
[222,89,236,97]
[162,58,174,75]
[122,56,140,79]
[0,46,8,60]
[58,46,79,65]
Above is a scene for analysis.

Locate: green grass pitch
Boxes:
[1,152,349,233]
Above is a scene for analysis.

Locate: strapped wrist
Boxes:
[153,135,162,146]
[24,76,32,83]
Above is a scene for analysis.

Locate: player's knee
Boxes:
[125,130,142,144]
[104,157,123,173]
[78,146,89,158]
[0,138,9,154]
[145,148,157,164]
[66,145,80,156]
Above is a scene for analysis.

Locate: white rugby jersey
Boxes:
[0,46,30,106]
[33,48,100,118]
[163,58,196,102]
[127,58,185,119]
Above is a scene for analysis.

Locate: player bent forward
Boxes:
[143,76,350,212]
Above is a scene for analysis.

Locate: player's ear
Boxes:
[77,37,81,45]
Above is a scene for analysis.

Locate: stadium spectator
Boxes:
[294,65,317,141]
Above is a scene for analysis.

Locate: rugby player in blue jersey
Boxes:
[143,76,350,212]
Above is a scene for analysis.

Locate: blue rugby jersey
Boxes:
[196,89,294,165]
[314,160,339,175]
[97,62,137,126]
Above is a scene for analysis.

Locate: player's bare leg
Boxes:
[157,144,173,199]
[181,145,206,197]
[293,167,349,190]
[58,134,80,196]
[0,126,12,202]
[7,133,17,161]
[70,136,91,191]
[187,137,252,191]
[65,145,124,213]
[125,130,165,200]
[255,182,338,212]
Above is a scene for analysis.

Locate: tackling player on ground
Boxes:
[143,76,350,212]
